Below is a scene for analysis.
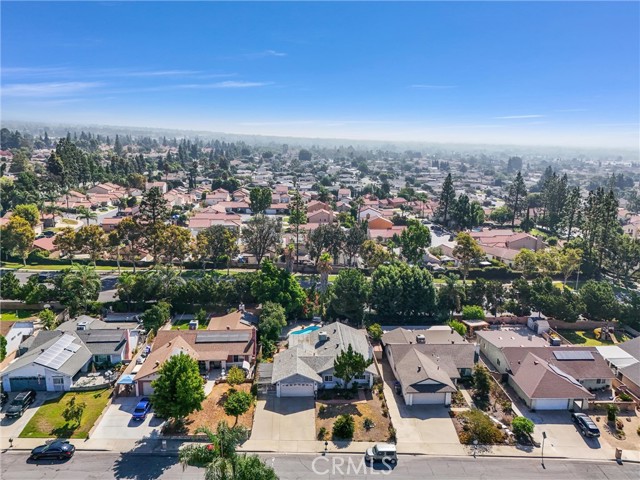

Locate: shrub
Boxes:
[363,418,374,430]
[332,414,355,439]
[367,323,383,342]
[227,366,246,387]
[616,419,624,430]
[448,320,467,337]
[462,305,485,320]
[319,405,326,415]
[618,393,632,402]
[636,426,640,436]
[250,383,258,397]
[318,426,327,440]
[511,416,535,440]
[459,409,504,445]
[607,404,619,422]
[387,426,397,442]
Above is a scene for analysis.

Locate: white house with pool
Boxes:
[271,322,375,397]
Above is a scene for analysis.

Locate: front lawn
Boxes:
[0,310,38,321]
[316,387,393,442]
[20,388,112,439]
[184,383,255,434]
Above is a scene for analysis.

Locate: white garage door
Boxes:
[412,393,446,405]
[140,381,155,396]
[280,383,314,397]
[534,398,569,410]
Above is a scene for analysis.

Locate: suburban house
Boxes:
[470,230,547,267]
[382,326,476,406]
[57,314,143,354]
[503,346,613,410]
[477,329,550,374]
[597,337,640,398]
[307,209,334,224]
[1,331,92,392]
[133,311,257,396]
[271,322,375,397]
[75,330,131,366]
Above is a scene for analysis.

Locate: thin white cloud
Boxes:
[410,84,457,89]
[2,81,103,97]
[2,66,72,76]
[494,114,545,119]
[117,69,201,77]
[178,81,271,89]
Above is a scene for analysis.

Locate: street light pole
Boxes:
[541,431,547,469]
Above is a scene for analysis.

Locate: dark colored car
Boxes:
[132,397,151,421]
[572,412,600,438]
[5,390,36,418]
[1,390,8,408]
[30,440,75,460]
[393,381,402,395]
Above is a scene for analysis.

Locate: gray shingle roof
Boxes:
[75,330,127,356]
[272,322,372,384]
[618,337,640,361]
[394,349,456,394]
[381,326,466,346]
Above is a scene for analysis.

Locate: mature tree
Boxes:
[366,323,383,342]
[451,194,485,230]
[12,203,40,227]
[333,344,373,388]
[557,247,583,286]
[473,364,491,403]
[142,301,172,333]
[76,206,97,225]
[0,271,21,299]
[224,390,253,425]
[249,187,272,215]
[259,301,287,342]
[579,280,618,321]
[342,222,367,266]
[288,190,307,265]
[506,171,528,228]
[485,280,505,316]
[489,206,512,226]
[317,252,332,293]
[0,335,6,362]
[370,262,437,319]
[75,225,106,265]
[360,239,393,268]
[437,173,456,226]
[514,249,539,279]
[38,309,57,330]
[399,221,431,264]
[452,232,484,283]
[226,366,246,388]
[329,268,370,323]
[619,293,640,330]
[251,260,305,318]
[537,249,559,277]
[462,305,485,320]
[151,352,205,422]
[3,216,34,265]
[159,224,193,266]
[54,227,78,259]
[242,215,281,266]
[58,264,101,315]
[438,274,465,315]
[448,320,467,337]
[196,225,238,270]
[116,217,144,272]
[62,396,87,426]
[606,234,640,290]
[561,186,582,242]
[540,172,568,236]
[139,186,170,261]
[511,417,535,441]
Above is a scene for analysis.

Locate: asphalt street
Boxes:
[1,451,638,480]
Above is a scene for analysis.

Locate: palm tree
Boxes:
[63,263,102,313]
[317,252,332,293]
[150,264,185,300]
[76,206,97,225]
[43,204,62,227]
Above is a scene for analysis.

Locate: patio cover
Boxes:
[117,374,136,385]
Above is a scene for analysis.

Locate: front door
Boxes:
[53,377,65,391]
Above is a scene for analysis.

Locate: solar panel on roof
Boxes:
[35,334,81,369]
[195,332,251,343]
[553,350,594,361]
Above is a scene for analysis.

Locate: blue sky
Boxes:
[2,2,638,148]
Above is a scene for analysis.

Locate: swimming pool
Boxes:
[290,325,321,335]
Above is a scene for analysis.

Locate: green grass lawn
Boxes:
[557,329,630,347]
[20,388,112,439]
[172,320,207,330]
[0,310,38,321]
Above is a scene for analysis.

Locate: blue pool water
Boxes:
[290,325,321,335]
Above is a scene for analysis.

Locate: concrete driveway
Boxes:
[381,359,464,454]
[248,396,315,450]
[90,397,164,440]
[522,409,604,458]
[0,392,59,448]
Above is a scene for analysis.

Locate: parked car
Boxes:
[365,443,398,464]
[1,390,8,408]
[571,412,600,438]
[132,397,151,421]
[30,440,76,460]
[5,390,36,418]
[393,381,402,395]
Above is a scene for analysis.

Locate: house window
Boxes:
[53,377,64,385]
[596,379,603,384]
[496,358,501,366]
[233,355,243,363]
[354,374,366,380]
[324,375,333,382]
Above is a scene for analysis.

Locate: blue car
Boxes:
[132,397,151,421]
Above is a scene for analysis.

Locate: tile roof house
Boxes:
[382,326,476,406]
[470,229,547,267]
[271,322,375,397]
[133,313,257,396]
[1,331,92,392]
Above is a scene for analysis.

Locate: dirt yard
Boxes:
[591,411,640,451]
[185,383,255,435]
[315,389,393,442]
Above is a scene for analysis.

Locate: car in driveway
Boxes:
[132,397,151,421]
[571,412,600,438]
[5,390,36,418]
[30,440,76,460]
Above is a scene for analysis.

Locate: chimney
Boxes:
[416,334,426,344]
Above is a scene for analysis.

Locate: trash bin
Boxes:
[615,448,622,461]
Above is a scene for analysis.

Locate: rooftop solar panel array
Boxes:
[553,350,594,361]
[195,331,251,343]
[34,334,80,370]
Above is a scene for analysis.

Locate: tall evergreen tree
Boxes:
[506,171,528,228]
[437,173,456,226]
